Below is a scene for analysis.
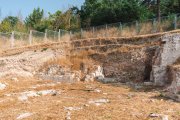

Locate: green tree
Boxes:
[0,21,12,32]
[80,0,152,27]
[52,8,80,30]
[3,16,19,28]
[14,21,27,32]
[25,7,44,30]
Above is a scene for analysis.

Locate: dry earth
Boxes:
[0,31,180,120]
[0,77,179,120]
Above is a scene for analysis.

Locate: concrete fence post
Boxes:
[69,31,72,40]
[119,22,122,36]
[174,14,177,30]
[81,28,83,39]
[136,21,139,35]
[29,30,32,45]
[92,27,95,38]
[44,29,47,42]
[10,31,15,48]
[105,24,108,37]
[153,18,157,33]
[58,29,61,41]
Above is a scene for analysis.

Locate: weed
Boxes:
[41,48,48,52]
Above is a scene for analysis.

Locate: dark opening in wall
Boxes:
[144,47,157,81]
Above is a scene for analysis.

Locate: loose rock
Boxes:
[0,83,6,90]
[16,112,33,120]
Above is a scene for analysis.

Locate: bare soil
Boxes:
[0,78,179,120]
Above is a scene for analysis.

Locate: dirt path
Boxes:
[0,78,179,120]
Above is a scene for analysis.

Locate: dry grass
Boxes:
[0,38,11,50]
[40,49,97,73]
[0,77,180,120]
[42,57,72,68]
[72,19,177,40]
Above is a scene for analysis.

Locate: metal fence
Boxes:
[70,14,180,40]
[0,29,71,50]
[0,14,180,50]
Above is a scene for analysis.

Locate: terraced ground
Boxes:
[0,77,179,120]
[0,30,180,120]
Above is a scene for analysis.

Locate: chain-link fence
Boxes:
[0,32,12,50]
[0,14,180,50]
[59,29,70,41]
[0,29,71,50]
[71,14,180,40]
[46,29,59,42]
[14,31,29,47]
[31,30,46,45]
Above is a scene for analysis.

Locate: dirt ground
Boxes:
[0,78,179,120]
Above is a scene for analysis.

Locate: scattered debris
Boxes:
[85,66,104,82]
[94,89,101,93]
[30,83,56,89]
[103,93,108,95]
[18,95,28,101]
[16,112,33,120]
[37,90,58,96]
[161,115,169,120]
[18,90,59,101]
[0,83,6,90]
[64,106,83,120]
[88,99,109,106]
[149,113,160,117]
[66,111,71,120]
[149,113,169,120]
[64,107,83,111]
[11,77,19,82]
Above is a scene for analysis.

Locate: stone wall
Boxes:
[72,34,161,49]
[150,33,180,86]
[71,32,180,86]
[71,35,161,83]
[165,65,180,102]
[89,46,157,82]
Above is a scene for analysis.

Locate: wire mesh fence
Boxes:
[60,29,70,41]
[31,30,46,45]
[0,14,180,50]
[46,29,59,42]
[14,31,29,47]
[70,14,180,40]
[0,29,71,50]
[0,32,12,50]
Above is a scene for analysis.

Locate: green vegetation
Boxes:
[0,0,180,33]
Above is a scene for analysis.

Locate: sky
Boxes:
[0,0,85,20]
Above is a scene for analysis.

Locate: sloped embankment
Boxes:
[72,34,162,83]
[71,32,180,101]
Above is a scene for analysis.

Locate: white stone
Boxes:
[161,115,168,120]
[149,113,168,120]
[16,112,33,120]
[11,77,19,82]
[37,90,58,96]
[18,95,28,101]
[66,111,71,120]
[88,99,109,106]
[0,83,6,90]
[64,107,83,111]
[94,89,101,93]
